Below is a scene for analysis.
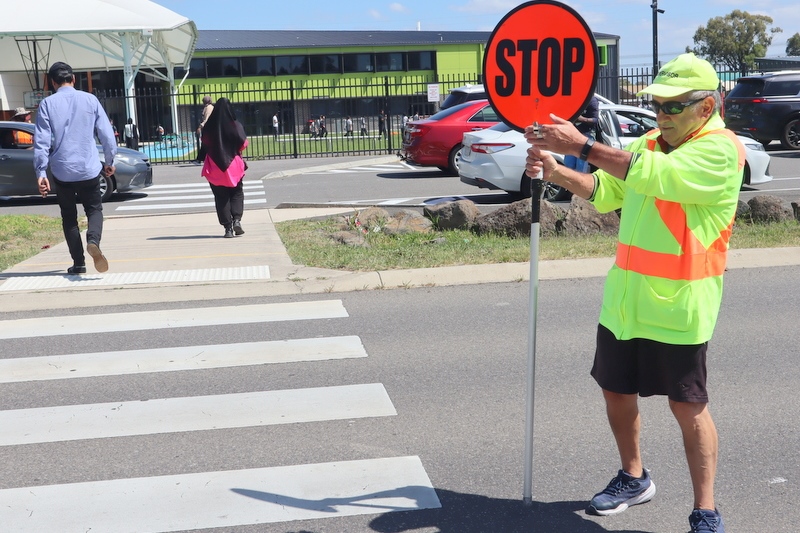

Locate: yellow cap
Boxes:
[638,53,719,98]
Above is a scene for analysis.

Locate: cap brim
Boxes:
[636,83,693,98]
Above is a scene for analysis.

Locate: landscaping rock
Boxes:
[356,207,391,228]
[332,230,367,247]
[424,199,481,230]
[473,198,563,237]
[383,209,433,235]
[748,195,792,223]
[561,196,620,236]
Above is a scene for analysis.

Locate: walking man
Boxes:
[34,61,117,274]
[524,53,741,533]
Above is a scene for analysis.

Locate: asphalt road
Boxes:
[2,146,799,217]
[0,268,797,532]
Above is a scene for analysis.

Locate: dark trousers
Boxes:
[53,175,103,266]
[209,179,244,227]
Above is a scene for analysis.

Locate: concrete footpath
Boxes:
[2,155,800,313]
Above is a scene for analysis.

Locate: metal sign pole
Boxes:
[523,175,544,505]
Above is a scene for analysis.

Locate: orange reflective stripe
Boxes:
[616,242,728,280]
[615,128,739,281]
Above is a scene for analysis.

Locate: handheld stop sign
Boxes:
[483,0,599,130]
[483,0,600,507]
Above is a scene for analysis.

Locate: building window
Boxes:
[310,54,342,74]
[206,58,240,77]
[343,53,374,73]
[376,52,404,72]
[186,58,205,78]
[276,55,309,75]
[407,51,435,71]
[241,56,275,76]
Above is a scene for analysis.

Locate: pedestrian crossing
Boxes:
[0,299,440,531]
[113,179,267,213]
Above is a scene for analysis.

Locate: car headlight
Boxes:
[742,141,765,152]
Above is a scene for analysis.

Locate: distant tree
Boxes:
[687,10,782,74]
[787,33,800,56]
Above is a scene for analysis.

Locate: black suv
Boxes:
[724,71,800,149]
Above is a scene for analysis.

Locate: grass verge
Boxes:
[276,216,800,272]
[0,215,70,271]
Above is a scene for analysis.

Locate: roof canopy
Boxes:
[0,0,197,84]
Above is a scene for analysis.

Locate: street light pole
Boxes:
[651,1,665,79]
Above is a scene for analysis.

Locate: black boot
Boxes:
[233,219,244,235]
[224,226,234,238]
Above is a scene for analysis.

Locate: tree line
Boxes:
[687,9,800,74]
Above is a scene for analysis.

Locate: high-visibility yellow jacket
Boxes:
[590,114,745,345]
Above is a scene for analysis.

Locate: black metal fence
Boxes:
[96,65,744,165]
[95,73,484,165]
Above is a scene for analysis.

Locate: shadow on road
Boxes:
[369,489,651,533]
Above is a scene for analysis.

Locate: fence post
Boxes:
[290,79,299,159]
[384,76,393,154]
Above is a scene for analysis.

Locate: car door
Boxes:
[0,126,38,196]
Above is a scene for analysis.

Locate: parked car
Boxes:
[0,121,152,202]
[459,105,771,201]
[400,100,500,175]
[723,70,800,149]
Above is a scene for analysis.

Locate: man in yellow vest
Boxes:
[524,53,742,533]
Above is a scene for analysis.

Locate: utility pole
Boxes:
[651,1,665,79]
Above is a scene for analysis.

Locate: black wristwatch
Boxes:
[579,138,595,161]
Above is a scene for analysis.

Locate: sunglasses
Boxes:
[648,97,706,115]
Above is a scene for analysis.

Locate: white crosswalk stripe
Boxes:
[0,300,348,339]
[0,336,366,383]
[113,179,266,213]
[0,384,396,446]
[0,300,439,531]
[0,457,439,532]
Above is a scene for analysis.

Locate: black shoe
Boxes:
[224,227,234,238]
[232,219,244,235]
[86,241,108,273]
[67,265,87,274]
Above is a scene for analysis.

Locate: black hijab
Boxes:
[201,97,247,171]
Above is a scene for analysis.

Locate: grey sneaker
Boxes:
[586,469,656,516]
[689,509,725,533]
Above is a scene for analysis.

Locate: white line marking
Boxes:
[0,265,270,292]
[0,300,348,339]
[0,383,395,445]
[0,336,366,383]
[146,180,263,190]
[0,456,439,532]
[115,198,267,211]
[122,189,264,202]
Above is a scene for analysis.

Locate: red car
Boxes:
[400,100,499,175]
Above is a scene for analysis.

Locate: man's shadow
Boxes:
[232,486,649,533]
[369,489,649,533]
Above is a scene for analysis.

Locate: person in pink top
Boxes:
[200,98,249,238]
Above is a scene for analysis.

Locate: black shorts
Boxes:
[590,324,709,403]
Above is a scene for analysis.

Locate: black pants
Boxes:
[53,175,104,266]
[209,179,244,227]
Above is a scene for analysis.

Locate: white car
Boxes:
[459,104,772,201]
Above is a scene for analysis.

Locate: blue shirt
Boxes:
[33,85,117,182]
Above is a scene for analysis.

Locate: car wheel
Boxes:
[99,174,114,202]
[447,144,463,176]
[780,117,800,150]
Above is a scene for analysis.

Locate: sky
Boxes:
[158,0,799,68]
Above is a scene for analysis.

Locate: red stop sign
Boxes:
[483,0,599,131]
